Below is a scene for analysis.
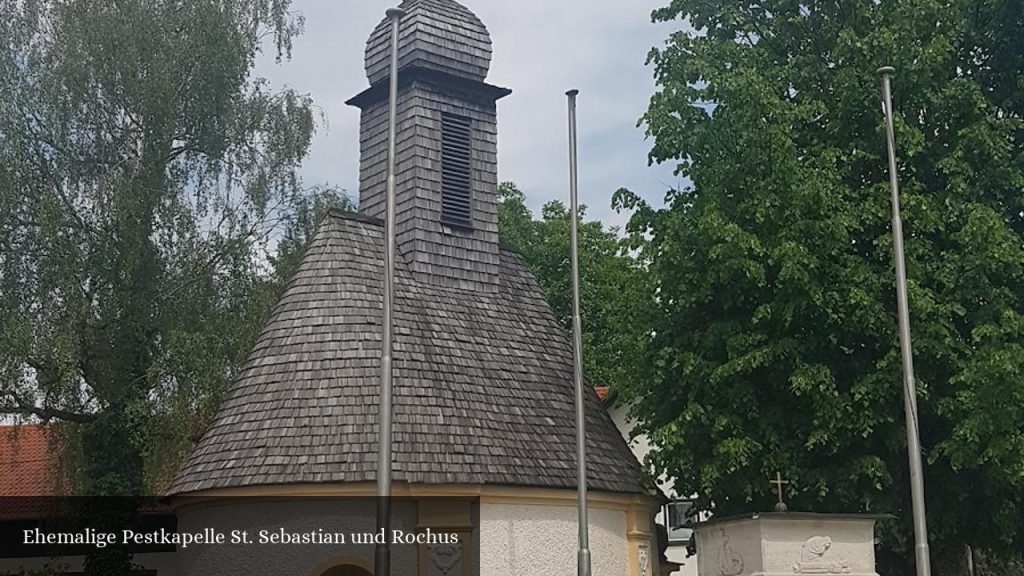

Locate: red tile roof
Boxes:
[0,426,172,520]
[0,425,65,497]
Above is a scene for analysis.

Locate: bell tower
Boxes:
[347,0,511,291]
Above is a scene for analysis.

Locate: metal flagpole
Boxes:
[375,8,404,576]
[566,88,592,576]
[878,65,932,576]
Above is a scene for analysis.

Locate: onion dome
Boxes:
[365,0,492,85]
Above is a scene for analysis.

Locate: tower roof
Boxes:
[167,212,644,495]
[365,0,492,85]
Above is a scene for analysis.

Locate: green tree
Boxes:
[497,182,651,393]
[0,0,318,523]
[976,551,1024,576]
[144,185,353,489]
[617,0,1024,573]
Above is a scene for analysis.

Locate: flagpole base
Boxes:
[578,549,592,576]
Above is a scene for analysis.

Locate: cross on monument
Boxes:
[771,472,789,512]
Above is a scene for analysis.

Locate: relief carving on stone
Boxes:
[427,542,462,576]
[793,536,852,574]
[639,544,650,576]
[716,529,745,576]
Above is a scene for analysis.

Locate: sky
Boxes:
[255,0,687,229]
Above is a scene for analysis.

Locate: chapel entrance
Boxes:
[319,565,372,576]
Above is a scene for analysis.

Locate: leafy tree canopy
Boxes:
[497,182,651,393]
[616,0,1024,572]
[0,0,347,501]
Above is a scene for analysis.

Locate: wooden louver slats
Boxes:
[441,113,473,229]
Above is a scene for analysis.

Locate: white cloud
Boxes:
[256,0,688,229]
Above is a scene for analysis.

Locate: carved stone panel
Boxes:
[694,513,880,576]
[716,534,745,575]
[427,541,463,576]
[638,543,651,576]
[793,536,852,574]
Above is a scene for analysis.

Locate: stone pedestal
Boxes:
[694,513,881,576]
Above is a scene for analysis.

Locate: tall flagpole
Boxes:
[566,88,592,576]
[878,65,932,576]
[375,8,404,576]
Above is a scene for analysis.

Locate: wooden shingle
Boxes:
[365,0,492,86]
[167,212,643,495]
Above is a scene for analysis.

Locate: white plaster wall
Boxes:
[608,403,699,576]
[608,403,656,489]
[479,502,629,576]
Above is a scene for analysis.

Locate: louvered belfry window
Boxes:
[440,113,473,229]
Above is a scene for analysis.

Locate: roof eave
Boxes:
[346,65,512,110]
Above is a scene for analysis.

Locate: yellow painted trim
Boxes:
[416,499,474,576]
[624,497,658,576]
[168,483,656,515]
[417,499,471,529]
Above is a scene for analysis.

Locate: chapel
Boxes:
[165,1,656,574]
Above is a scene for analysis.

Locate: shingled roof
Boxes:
[167,211,643,495]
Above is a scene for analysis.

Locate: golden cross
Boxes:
[771,472,789,511]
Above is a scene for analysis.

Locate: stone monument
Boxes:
[693,475,883,576]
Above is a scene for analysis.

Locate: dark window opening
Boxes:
[440,113,473,229]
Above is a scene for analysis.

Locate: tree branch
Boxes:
[160,207,287,304]
[1,391,96,424]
